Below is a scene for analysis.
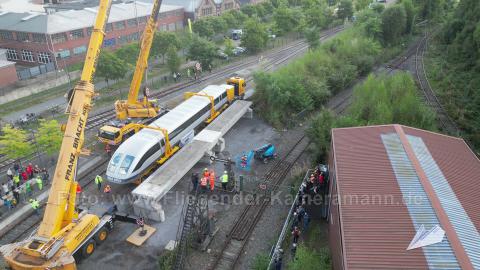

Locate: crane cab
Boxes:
[226,77,246,99]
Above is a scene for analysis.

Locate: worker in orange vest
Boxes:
[76,183,82,194]
[209,170,215,192]
[200,176,208,193]
[203,168,210,178]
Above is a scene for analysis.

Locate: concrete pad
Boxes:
[126,225,156,246]
[165,240,177,251]
[132,101,252,220]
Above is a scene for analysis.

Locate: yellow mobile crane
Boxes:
[98,0,164,146]
[1,1,114,269]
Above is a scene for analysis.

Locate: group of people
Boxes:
[301,166,329,199]
[191,168,230,193]
[1,162,49,212]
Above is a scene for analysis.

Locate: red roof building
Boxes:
[327,124,480,270]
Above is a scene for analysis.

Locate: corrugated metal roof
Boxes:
[407,135,480,268]
[331,124,480,270]
[0,2,183,34]
[382,133,460,269]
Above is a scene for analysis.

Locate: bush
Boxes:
[308,72,437,161]
[287,246,331,270]
[381,5,407,45]
[251,253,270,270]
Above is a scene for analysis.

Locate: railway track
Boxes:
[414,32,460,136]
[211,134,310,270]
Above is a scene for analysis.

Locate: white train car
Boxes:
[106,84,235,184]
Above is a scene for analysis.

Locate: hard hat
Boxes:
[224,171,227,174]
[29,199,33,202]
[204,168,208,171]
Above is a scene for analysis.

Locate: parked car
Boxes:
[233,47,246,56]
[216,50,229,59]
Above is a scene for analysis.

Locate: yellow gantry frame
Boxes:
[3,1,113,269]
[114,0,162,120]
[184,92,220,123]
[129,124,178,163]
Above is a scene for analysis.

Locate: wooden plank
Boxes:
[126,225,156,246]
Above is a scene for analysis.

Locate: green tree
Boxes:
[152,32,181,63]
[241,4,257,17]
[192,19,214,38]
[0,125,33,161]
[273,6,298,35]
[209,16,228,34]
[241,19,268,53]
[354,0,371,11]
[337,0,353,21]
[305,27,321,49]
[186,36,217,70]
[37,119,62,156]
[166,45,181,74]
[224,38,235,56]
[114,43,140,66]
[96,52,128,87]
[381,5,407,44]
[402,0,414,33]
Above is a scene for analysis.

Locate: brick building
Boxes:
[0,49,17,88]
[0,1,184,68]
[328,124,480,269]
[153,0,239,20]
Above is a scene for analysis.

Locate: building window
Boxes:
[106,23,113,33]
[16,32,30,41]
[73,45,87,55]
[21,50,34,62]
[201,8,213,16]
[160,24,167,31]
[175,10,182,16]
[117,35,128,44]
[6,49,18,60]
[126,32,139,42]
[168,23,175,31]
[51,33,67,44]
[37,52,51,64]
[57,50,71,59]
[103,38,116,47]
[87,27,93,36]
[0,31,14,40]
[32,33,46,43]
[139,17,147,24]
[176,21,184,30]
[115,21,125,30]
[127,19,137,27]
[70,29,84,40]
[225,2,234,9]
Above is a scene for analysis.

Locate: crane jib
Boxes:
[65,116,85,181]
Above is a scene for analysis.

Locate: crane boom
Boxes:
[38,0,112,238]
[114,0,162,119]
[1,1,113,269]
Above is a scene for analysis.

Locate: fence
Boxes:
[267,169,313,269]
[17,62,56,80]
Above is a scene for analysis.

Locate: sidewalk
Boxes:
[0,155,104,237]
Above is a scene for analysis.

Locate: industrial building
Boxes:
[0,1,184,67]
[327,124,480,269]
